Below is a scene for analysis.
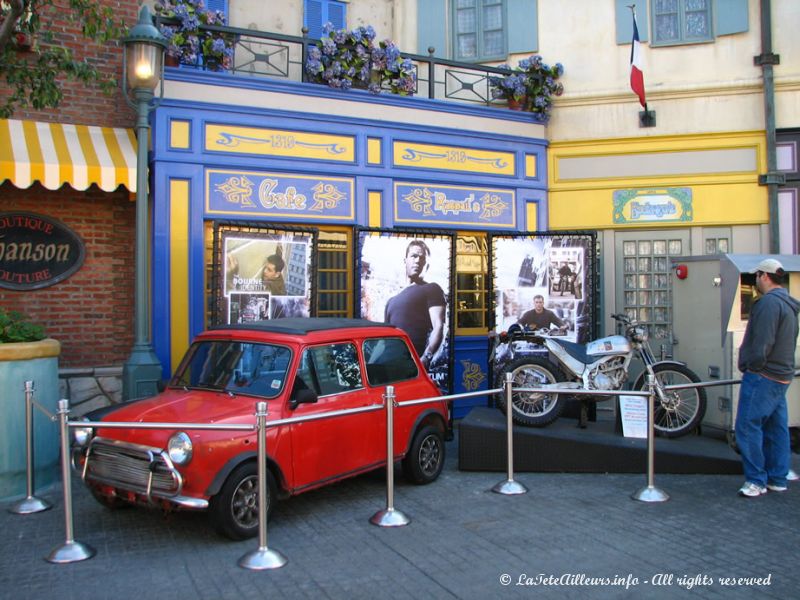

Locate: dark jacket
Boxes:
[738,287,800,380]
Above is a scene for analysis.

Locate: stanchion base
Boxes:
[238,547,288,570]
[492,479,528,495]
[45,540,96,564]
[370,508,410,527]
[631,485,670,503]
[9,496,52,515]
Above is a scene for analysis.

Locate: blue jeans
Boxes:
[735,372,790,487]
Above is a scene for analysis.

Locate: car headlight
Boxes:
[72,419,93,446]
[167,432,193,465]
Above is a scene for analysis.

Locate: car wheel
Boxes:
[402,425,445,485]
[209,462,276,540]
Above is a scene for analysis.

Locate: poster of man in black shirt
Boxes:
[359,233,452,392]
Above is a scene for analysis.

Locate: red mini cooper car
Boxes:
[73,318,448,539]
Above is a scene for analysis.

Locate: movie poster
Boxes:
[359,231,453,393]
[221,232,313,323]
[492,234,594,375]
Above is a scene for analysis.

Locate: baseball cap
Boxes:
[751,258,784,274]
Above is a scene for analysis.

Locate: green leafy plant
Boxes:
[0,308,46,343]
[0,0,128,118]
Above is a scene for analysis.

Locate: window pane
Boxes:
[638,240,652,255]
[638,257,651,272]
[624,257,637,272]
[623,241,637,256]
[718,238,729,253]
[458,34,477,58]
[668,240,683,254]
[483,4,502,29]
[655,14,679,41]
[685,0,707,10]
[653,240,667,255]
[483,30,503,56]
[638,274,652,288]
[457,0,475,8]
[653,257,667,271]
[363,337,419,385]
[686,10,709,38]
[457,8,476,33]
[625,274,637,289]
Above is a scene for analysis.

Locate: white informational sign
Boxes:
[619,395,648,439]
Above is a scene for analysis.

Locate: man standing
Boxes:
[736,258,799,497]
[384,240,446,369]
[518,294,564,331]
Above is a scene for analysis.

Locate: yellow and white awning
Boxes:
[0,119,137,192]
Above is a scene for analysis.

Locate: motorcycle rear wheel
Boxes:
[495,357,565,427]
[633,363,707,438]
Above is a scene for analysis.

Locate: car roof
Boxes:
[209,317,394,336]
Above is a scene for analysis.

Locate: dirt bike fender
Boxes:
[633,360,689,387]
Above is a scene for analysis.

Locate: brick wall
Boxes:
[2,0,138,127]
[0,183,135,368]
[1,1,143,369]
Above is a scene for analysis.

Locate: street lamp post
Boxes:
[121,6,167,401]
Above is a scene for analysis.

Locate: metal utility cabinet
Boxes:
[670,254,800,446]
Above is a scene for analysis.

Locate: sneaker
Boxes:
[738,482,767,497]
[787,469,799,482]
[767,483,788,492]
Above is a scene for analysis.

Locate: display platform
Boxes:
[458,407,742,474]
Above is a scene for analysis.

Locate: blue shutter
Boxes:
[205,0,227,16]
[417,0,448,57]
[328,2,346,30]
[615,0,649,44]
[715,0,748,36]
[305,1,346,40]
[507,0,538,54]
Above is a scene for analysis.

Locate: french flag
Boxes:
[630,12,646,108]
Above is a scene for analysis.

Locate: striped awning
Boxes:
[0,119,138,193]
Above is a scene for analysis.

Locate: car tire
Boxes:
[402,424,445,485]
[209,462,276,540]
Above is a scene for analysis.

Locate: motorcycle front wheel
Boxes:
[633,363,707,438]
[495,357,565,427]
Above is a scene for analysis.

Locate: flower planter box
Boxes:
[0,339,60,500]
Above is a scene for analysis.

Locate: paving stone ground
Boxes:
[2,431,798,600]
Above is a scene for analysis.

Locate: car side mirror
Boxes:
[289,386,318,410]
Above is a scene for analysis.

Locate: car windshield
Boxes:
[171,340,292,398]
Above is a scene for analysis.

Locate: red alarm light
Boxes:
[675,264,688,280]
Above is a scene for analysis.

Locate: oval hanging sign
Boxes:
[0,212,86,290]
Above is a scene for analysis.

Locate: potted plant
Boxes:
[489,55,564,119]
[305,22,416,96]
[154,0,234,70]
[0,309,60,500]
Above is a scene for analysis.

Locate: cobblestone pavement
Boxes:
[2,436,798,600]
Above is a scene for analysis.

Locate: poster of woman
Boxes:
[359,232,453,392]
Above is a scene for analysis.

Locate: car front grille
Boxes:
[82,438,182,498]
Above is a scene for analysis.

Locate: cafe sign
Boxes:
[0,212,85,290]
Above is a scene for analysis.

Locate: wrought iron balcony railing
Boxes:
[154,17,519,109]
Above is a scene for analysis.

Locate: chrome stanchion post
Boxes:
[492,372,527,495]
[9,381,52,515]
[632,371,669,502]
[370,385,410,527]
[46,399,95,563]
[239,401,287,570]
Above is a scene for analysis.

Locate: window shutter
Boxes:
[507,0,538,54]
[205,0,227,15]
[417,0,448,57]
[305,0,346,40]
[328,1,346,30]
[715,0,748,36]
[615,0,649,44]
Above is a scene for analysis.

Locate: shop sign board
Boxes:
[394,182,515,228]
[393,141,515,176]
[0,212,85,290]
[206,169,355,221]
[612,188,693,224]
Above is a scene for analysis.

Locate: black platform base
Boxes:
[458,407,742,474]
